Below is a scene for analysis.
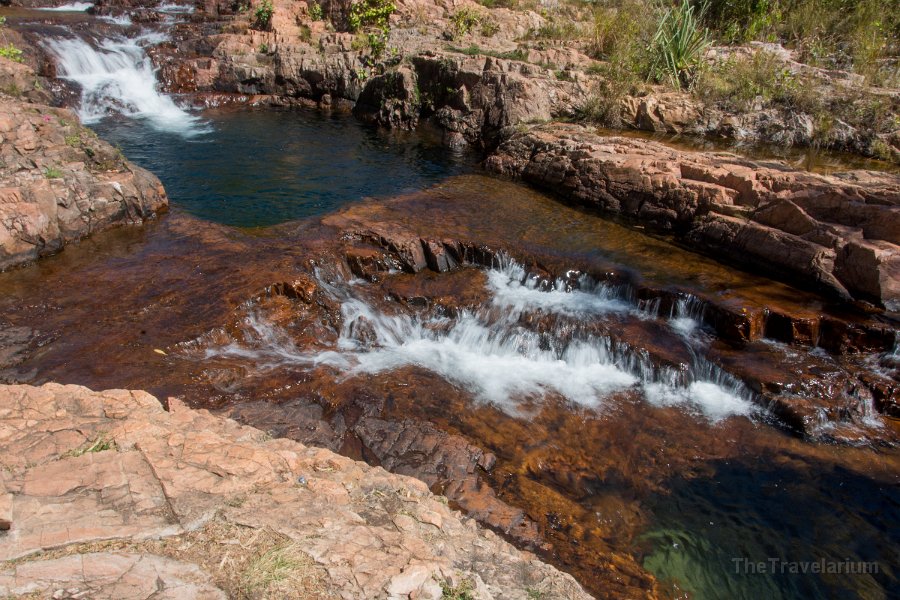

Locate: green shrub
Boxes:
[695,51,821,112]
[648,0,711,89]
[253,0,274,30]
[702,0,780,42]
[449,8,483,39]
[528,18,583,41]
[308,1,323,20]
[590,0,658,70]
[440,579,475,600]
[348,0,395,32]
[480,17,500,37]
[44,166,64,179]
[701,0,899,84]
[0,44,23,63]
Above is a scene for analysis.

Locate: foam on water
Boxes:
[99,14,133,26]
[486,261,636,318]
[43,34,208,136]
[157,3,196,13]
[204,262,757,422]
[36,2,93,11]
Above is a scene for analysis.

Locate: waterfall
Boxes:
[201,260,757,423]
[43,32,208,136]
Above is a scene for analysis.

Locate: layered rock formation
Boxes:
[485,123,900,309]
[116,0,897,159]
[0,58,167,271]
[0,383,590,599]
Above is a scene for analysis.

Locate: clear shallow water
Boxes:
[641,458,899,599]
[93,111,475,227]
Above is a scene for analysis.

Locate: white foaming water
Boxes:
[486,262,636,318]
[36,2,93,11]
[43,34,208,135]
[669,295,707,338]
[157,3,196,13]
[100,14,133,26]
[205,262,757,422]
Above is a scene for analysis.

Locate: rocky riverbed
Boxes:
[0,1,898,599]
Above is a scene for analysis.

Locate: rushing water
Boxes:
[44,33,208,134]
[204,259,757,421]
[6,12,898,600]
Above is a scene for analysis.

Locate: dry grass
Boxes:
[9,516,337,600]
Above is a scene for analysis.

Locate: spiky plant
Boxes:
[649,0,711,89]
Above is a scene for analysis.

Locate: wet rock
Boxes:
[421,238,459,273]
[486,123,900,308]
[353,416,546,550]
[270,273,318,303]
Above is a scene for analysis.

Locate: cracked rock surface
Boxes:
[0,383,589,600]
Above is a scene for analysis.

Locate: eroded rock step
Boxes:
[485,123,900,311]
[318,220,898,436]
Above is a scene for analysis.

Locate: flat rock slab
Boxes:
[0,383,591,600]
[0,552,226,599]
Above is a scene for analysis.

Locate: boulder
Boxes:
[0,64,168,270]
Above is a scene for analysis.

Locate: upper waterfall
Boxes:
[44,32,208,136]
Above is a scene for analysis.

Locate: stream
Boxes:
[1,4,898,599]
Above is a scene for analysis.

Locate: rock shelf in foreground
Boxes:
[0,383,589,599]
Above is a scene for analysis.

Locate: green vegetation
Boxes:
[64,432,115,457]
[700,0,898,82]
[440,578,475,600]
[43,166,64,179]
[308,1,323,21]
[449,8,482,39]
[0,15,25,63]
[0,42,24,63]
[695,51,819,112]
[348,0,396,32]
[528,18,583,41]
[648,0,710,89]
[253,0,274,30]
[446,8,500,39]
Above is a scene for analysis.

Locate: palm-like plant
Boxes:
[649,0,711,89]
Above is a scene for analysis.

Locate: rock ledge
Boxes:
[0,383,589,600]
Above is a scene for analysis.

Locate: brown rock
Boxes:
[0,71,168,270]
[486,123,900,307]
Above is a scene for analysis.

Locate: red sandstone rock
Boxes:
[0,61,168,270]
[486,124,900,309]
